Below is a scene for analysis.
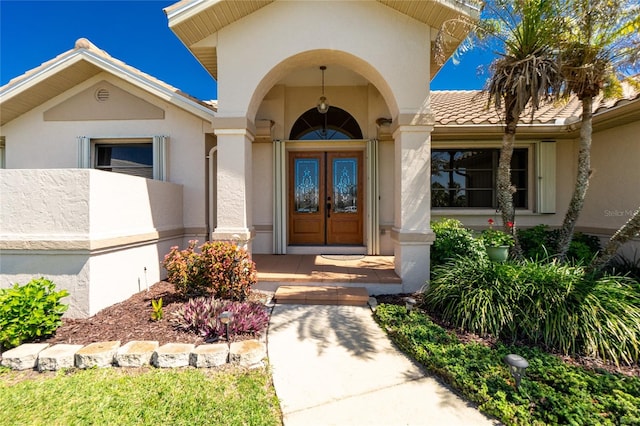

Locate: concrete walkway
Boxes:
[267,304,497,426]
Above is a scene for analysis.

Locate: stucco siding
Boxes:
[2,73,209,236]
[0,169,184,318]
[580,120,640,232]
[215,0,430,120]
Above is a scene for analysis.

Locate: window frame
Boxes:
[430,143,534,211]
[78,136,168,181]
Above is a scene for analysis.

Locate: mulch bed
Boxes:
[42,281,206,347]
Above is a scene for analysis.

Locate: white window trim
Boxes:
[77,136,169,181]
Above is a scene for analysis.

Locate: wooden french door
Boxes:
[288,151,363,245]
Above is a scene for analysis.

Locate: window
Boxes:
[431,148,528,208]
[95,143,153,179]
[290,106,363,140]
[78,136,168,180]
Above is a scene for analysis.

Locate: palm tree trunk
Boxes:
[556,96,593,261]
[497,95,523,257]
[591,207,640,272]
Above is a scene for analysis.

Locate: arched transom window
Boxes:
[290,106,363,140]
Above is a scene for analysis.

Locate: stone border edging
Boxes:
[1,339,266,371]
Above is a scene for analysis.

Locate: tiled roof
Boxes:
[431,87,639,126]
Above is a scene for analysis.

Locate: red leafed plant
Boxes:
[172,297,269,340]
[162,240,257,301]
[201,241,257,301]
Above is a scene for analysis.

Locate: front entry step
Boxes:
[274,285,368,306]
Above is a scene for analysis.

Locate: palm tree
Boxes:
[592,207,640,272]
[555,0,640,261]
[436,0,565,253]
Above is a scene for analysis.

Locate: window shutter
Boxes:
[537,141,556,213]
[77,136,90,168]
[153,135,168,181]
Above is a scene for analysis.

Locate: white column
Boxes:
[211,127,254,249]
[392,124,435,292]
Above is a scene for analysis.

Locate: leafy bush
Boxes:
[423,257,640,364]
[374,304,640,425]
[425,256,517,338]
[172,297,269,340]
[0,278,69,351]
[430,218,486,268]
[163,240,257,300]
[518,225,601,263]
[517,224,553,260]
[162,240,210,297]
[200,241,257,301]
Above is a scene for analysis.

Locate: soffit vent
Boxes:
[95,88,110,102]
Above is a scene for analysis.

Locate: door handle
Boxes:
[326,202,331,218]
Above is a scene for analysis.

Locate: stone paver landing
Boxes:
[274,285,369,306]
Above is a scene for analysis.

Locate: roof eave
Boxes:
[165,0,479,81]
[432,123,579,140]
[1,49,215,127]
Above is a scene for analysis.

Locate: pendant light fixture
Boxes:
[317,65,330,114]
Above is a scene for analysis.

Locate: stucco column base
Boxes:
[392,229,435,293]
[211,227,255,252]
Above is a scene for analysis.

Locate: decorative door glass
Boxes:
[332,158,358,213]
[294,158,319,213]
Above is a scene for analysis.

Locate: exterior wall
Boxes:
[581,120,640,233]
[0,252,91,318]
[430,120,640,257]
[214,0,431,120]
[0,169,183,317]
[1,72,209,238]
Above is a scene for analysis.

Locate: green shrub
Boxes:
[423,257,640,364]
[162,240,257,301]
[518,225,601,263]
[374,304,640,425]
[517,224,554,260]
[0,278,69,351]
[430,218,485,268]
[425,256,518,338]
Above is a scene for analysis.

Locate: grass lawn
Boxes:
[0,366,281,425]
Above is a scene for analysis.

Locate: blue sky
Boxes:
[1,0,493,101]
